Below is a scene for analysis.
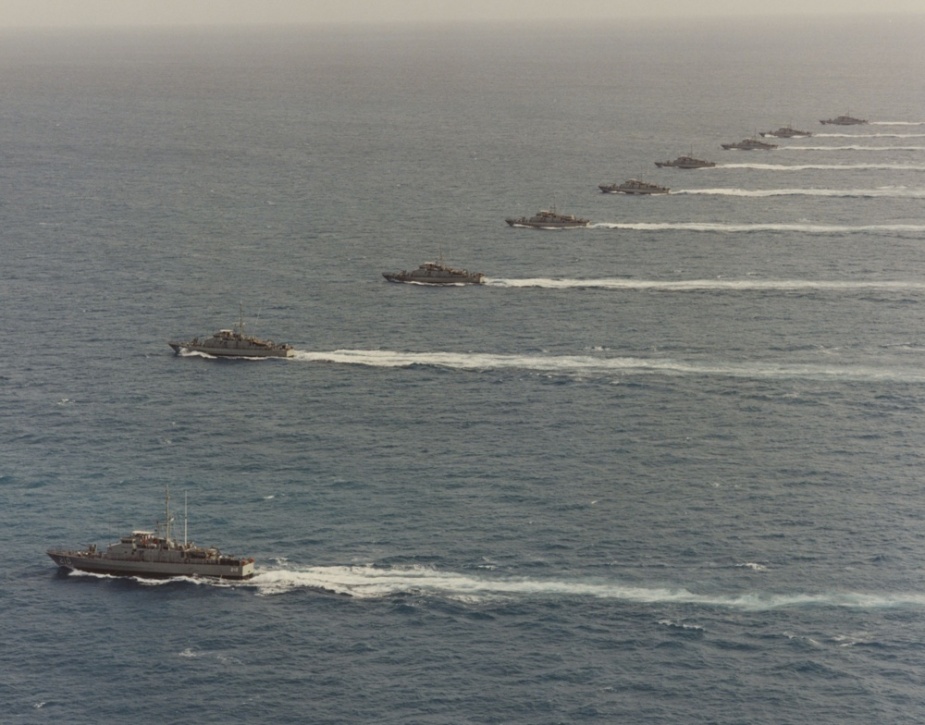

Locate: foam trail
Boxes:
[249,565,925,610]
[591,221,925,234]
[486,279,925,292]
[290,349,925,383]
[871,121,925,126]
[778,145,925,152]
[719,163,925,171]
[674,187,925,198]
[816,133,925,138]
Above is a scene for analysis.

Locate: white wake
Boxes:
[247,564,925,610]
[590,221,925,234]
[673,187,925,198]
[718,163,925,171]
[777,145,925,152]
[485,278,925,291]
[289,349,925,383]
[816,133,925,138]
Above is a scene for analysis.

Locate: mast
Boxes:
[184,491,188,547]
[164,486,171,542]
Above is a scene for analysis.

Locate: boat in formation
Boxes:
[169,319,293,358]
[374,109,866,278]
[383,259,484,285]
[505,208,590,229]
[721,138,778,151]
[599,179,669,195]
[654,155,716,169]
[48,491,255,580]
[820,115,867,125]
[759,125,812,138]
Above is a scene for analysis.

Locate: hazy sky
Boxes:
[1,0,923,29]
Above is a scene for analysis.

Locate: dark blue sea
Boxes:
[3,16,925,724]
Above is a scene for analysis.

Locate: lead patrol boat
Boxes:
[48,490,255,580]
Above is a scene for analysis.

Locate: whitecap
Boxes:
[736,562,768,572]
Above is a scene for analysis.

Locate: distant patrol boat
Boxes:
[599,179,670,195]
[383,259,484,285]
[654,155,716,169]
[169,312,293,358]
[505,207,591,229]
[760,125,813,138]
[820,114,867,125]
[721,138,778,151]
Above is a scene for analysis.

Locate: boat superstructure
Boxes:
[48,490,255,580]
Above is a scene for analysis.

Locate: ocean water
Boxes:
[3,16,925,724]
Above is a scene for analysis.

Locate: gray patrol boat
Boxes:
[505,207,590,229]
[820,115,867,125]
[169,316,293,358]
[48,490,255,580]
[760,125,812,138]
[654,155,716,169]
[721,138,778,150]
[383,259,484,285]
[599,179,670,195]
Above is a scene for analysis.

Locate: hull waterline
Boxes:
[48,551,255,580]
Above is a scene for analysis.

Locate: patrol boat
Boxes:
[820,115,867,125]
[383,259,484,285]
[721,138,778,150]
[599,179,669,195]
[654,155,716,169]
[760,126,812,138]
[505,208,590,229]
[48,490,255,580]
[169,316,293,358]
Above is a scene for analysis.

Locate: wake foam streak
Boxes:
[591,221,925,234]
[778,145,925,151]
[718,163,925,171]
[816,133,925,138]
[486,279,925,291]
[249,565,925,610]
[290,349,925,383]
[871,121,925,126]
[674,187,925,198]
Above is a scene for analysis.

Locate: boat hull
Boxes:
[382,273,483,285]
[599,184,668,195]
[760,129,812,138]
[820,118,867,125]
[721,143,776,150]
[48,550,255,580]
[169,342,293,358]
[654,160,715,169]
[505,219,589,229]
